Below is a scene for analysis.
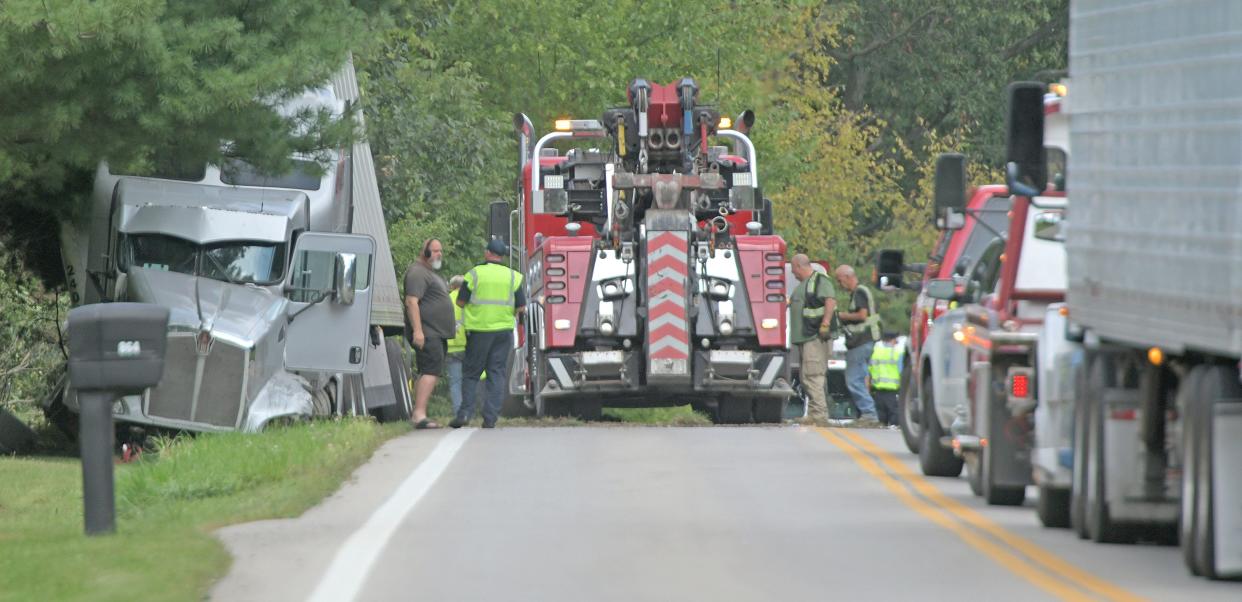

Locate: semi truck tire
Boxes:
[0,407,36,455]
[375,339,413,423]
[1179,366,1208,576]
[1071,353,1109,539]
[1188,364,1242,579]
[1037,486,1071,528]
[898,363,921,453]
[919,373,962,477]
[1085,355,1133,544]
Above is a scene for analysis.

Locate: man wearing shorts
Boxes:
[403,238,454,429]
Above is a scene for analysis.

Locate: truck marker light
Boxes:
[1011,374,1030,398]
[718,116,732,129]
[1058,306,1069,317]
[554,319,571,330]
[760,318,779,329]
[554,119,573,131]
[1147,347,1164,366]
[953,330,966,343]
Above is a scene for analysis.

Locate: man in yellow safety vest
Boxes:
[450,238,524,429]
[869,331,904,427]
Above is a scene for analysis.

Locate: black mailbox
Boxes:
[68,303,170,393]
[66,302,169,536]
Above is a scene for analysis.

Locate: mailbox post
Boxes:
[67,303,169,535]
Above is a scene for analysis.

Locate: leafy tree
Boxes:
[0,0,388,216]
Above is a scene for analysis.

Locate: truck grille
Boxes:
[146,334,248,428]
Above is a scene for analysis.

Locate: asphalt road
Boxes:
[212,426,1241,602]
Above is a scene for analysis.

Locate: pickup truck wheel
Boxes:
[1085,355,1133,543]
[375,339,413,423]
[919,372,963,477]
[1179,366,1208,575]
[1037,486,1071,528]
[965,451,984,496]
[898,362,921,453]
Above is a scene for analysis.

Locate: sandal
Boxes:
[413,418,441,430]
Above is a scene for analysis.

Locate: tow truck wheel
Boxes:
[715,397,753,424]
[1179,365,1208,575]
[1085,354,1134,544]
[898,362,921,453]
[571,400,602,421]
[752,397,784,424]
[1037,486,1072,528]
[918,373,963,477]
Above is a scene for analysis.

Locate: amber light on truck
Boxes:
[1010,373,1030,398]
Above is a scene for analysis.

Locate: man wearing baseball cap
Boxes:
[451,238,525,428]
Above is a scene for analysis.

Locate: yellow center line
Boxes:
[829,428,1146,602]
[814,427,1092,601]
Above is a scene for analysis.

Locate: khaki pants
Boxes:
[800,337,830,420]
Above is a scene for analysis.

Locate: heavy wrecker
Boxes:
[497,78,792,423]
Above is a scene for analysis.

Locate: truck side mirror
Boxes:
[1005,81,1047,197]
[925,278,958,301]
[489,199,512,248]
[933,153,967,230]
[334,252,357,305]
[875,249,905,290]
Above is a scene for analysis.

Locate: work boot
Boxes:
[481,421,496,429]
[449,416,467,429]
[854,414,882,428]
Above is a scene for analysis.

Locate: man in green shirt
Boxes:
[790,254,837,422]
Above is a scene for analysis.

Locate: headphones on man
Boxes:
[422,239,440,259]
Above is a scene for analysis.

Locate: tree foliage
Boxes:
[0,0,387,215]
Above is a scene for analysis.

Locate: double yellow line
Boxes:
[816,427,1144,602]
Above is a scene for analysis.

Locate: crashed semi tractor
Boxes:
[1007,0,1242,579]
[499,78,792,423]
[52,60,411,434]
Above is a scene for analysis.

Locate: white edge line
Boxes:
[307,428,475,602]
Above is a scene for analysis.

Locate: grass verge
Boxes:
[0,419,406,602]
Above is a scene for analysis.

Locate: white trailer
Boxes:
[1007,0,1242,579]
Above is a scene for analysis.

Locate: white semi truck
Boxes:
[49,59,412,435]
[1007,0,1242,579]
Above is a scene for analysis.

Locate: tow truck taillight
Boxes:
[1010,373,1029,398]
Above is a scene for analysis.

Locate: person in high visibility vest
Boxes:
[868,331,904,427]
[450,238,525,429]
[835,264,882,426]
[446,275,468,415]
[789,254,837,422]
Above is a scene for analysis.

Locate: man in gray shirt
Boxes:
[403,238,455,429]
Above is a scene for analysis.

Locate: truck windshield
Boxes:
[202,242,286,284]
[120,234,286,285]
[220,158,323,191]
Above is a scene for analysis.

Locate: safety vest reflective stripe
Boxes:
[464,263,523,332]
[869,344,903,391]
[801,273,830,319]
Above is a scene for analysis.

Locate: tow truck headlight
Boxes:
[706,278,732,300]
[718,320,734,336]
[760,318,779,329]
[599,320,615,336]
[599,277,630,300]
[554,319,571,330]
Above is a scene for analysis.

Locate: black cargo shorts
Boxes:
[414,337,448,377]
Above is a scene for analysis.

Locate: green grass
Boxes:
[602,406,713,426]
[0,419,405,602]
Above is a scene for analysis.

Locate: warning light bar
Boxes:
[1010,373,1030,398]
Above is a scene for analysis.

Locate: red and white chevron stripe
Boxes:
[646,231,690,377]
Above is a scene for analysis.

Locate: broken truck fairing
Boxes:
[61,178,376,432]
